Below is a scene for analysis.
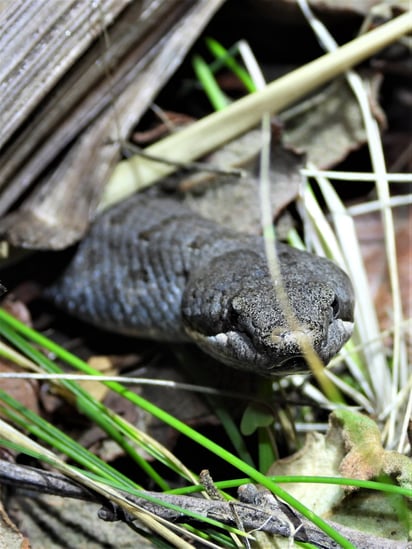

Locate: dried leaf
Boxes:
[182,134,303,234]
[280,74,385,169]
[0,362,39,416]
[80,356,117,403]
[267,427,346,515]
[267,409,412,521]
[355,204,411,337]
[331,409,412,492]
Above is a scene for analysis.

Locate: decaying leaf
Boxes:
[280,74,385,168]
[80,356,118,403]
[181,130,304,234]
[331,409,412,492]
[355,204,412,342]
[267,420,347,515]
[0,362,39,417]
[267,409,412,539]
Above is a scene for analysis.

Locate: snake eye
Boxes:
[331,295,340,319]
[227,300,241,329]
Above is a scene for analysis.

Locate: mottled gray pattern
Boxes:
[49,195,354,375]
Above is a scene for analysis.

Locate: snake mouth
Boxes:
[318,319,354,363]
[184,327,269,373]
[270,355,307,374]
[184,327,311,375]
[185,317,354,376]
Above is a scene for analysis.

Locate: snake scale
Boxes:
[49,194,354,375]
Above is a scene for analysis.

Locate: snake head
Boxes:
[182,247,354,376]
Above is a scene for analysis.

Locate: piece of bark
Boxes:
[0,1,189,205]
[0,0,225,249]
[0,0,131,150]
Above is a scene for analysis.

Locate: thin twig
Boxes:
[1,461,408,549]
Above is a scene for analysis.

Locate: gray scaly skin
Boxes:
[48,194,354,375]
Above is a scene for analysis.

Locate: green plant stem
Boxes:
[168,476,412,498]
[205,37,256,93]
[192,54,229,110]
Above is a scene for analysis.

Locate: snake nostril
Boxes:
[331,295,340,319]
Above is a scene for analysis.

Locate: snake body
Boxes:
[49,194,354,375]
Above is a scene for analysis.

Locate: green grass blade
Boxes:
[205,37,256,93]
[192,54,229,110]
[0,317,169,489]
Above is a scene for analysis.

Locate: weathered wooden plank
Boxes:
[0,0,132,148]
[0,0,225,249]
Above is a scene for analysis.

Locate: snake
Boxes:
[48,194,354,375]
